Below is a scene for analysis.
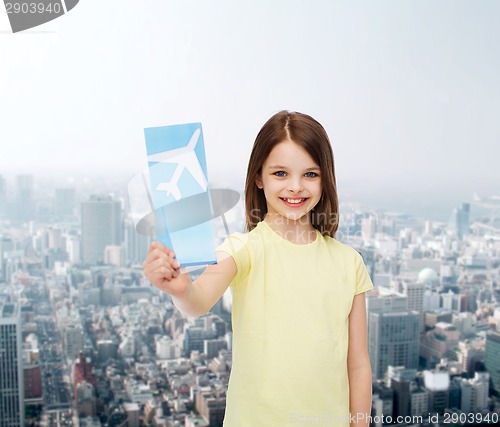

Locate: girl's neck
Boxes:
[263,213,317,244]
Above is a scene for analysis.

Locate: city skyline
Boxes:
[1,1,499,204]
[1,172,500,425]
[1,2,500,424]
[0,171,497,224]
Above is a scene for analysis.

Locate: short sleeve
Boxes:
[216,233,251,287]
[354,251,374,295]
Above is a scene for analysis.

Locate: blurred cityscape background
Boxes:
[2,0,500,426]
[0,173,499,426]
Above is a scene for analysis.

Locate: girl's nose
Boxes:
[288,178,303,193]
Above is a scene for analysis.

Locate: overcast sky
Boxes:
[1,0,499,219]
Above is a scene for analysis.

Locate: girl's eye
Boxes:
[305,172,318,178]
[274,171,287,177]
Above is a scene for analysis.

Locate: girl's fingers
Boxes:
[144,248,172,267]
[143,243,180,285]
[145,257,179,280]
[167,249,179,268]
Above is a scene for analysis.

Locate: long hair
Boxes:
[244,110,339,238]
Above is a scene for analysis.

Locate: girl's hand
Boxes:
[143,241,187,297]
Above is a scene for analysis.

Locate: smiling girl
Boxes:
[143,110,374,427]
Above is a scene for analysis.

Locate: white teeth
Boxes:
[283,198,305,204]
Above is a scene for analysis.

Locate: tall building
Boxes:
[81,195,122,265]
[460,372,489,412]
[195,388,226,426]
[0,175,6,218]
[369,311,420,379]
[15,174,34,223]
[448,202,470,240]
[423,370,449,415]
[401,281,425,332]
[55,188,76,219]
[64,322,84,361]
[485,332,500,396]
[411,385,428,417]
[420,322,459,368]
[367,289,420,379]
[76,381,96,417]
[124,217,151,265]
[104,245,126,267]
[0,300,24,426]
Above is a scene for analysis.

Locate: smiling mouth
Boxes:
[280,197,308,206]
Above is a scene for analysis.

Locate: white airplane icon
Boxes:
[148,128,208,201]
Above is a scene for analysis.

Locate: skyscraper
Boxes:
[124,217,151,265]
[15,174,34,222]
[0,175,6,218]
[485,331,500,396]
[460,372,489,412]
[367,289,420,379]
[81,195,122,265]
[401,281,425,332]
[448,202,470,240]
[369,311,420,379]
[55,188,76,219]
[0,300,24,427]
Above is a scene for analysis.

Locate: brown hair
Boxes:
[244,110,339,238]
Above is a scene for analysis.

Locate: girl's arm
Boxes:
[347,292,372,427]
[143,241,236,317]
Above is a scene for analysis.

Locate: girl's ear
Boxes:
[255,174,263,189]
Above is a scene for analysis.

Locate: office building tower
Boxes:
[0,175,6,217]
[411,386,428,417]
[15,175,34,222]
[448,377,461,411]
[369,311,420,379]
[460,372,489,412]
[372,383,394,423]
[0,300,24,426]
[81,195,122,265]
[458,203,470,239]
[195,388,226,427]
[124,217,151,265]
[367,289,419,379]
[55,188,76,219]
[64,322,84,361]
[0,236,15,283]
[66,234,81,264]
[448,203,470,240]
[76,381,96,417]
[104,245,126,267]
[420,322,459,368]
[485,332,500,396]
[423,370,449,415]
[401,281,425,332]
[391,377,411,418]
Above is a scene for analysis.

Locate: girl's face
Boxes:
[255,139,322,225]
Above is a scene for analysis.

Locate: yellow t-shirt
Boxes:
[216,220,374,427]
